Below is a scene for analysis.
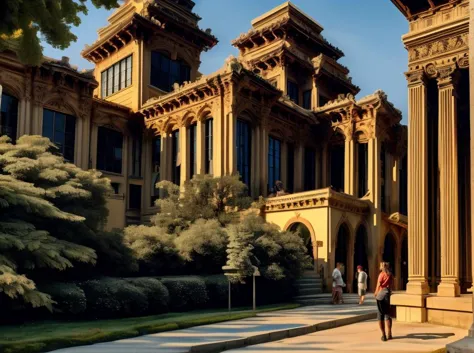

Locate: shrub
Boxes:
[79,278,148,319]
[203,275,228,308]
[161,277,209,311]
[125,277,170,314]
[38,282,86,316]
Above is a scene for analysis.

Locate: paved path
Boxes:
[227,319,466,353]
[52,302,376,353]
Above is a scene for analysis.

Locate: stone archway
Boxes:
[285,217,318,271]
[353,225,370,293]
[401,233,408,290]
[383,233,397,276]
[335,223,351,285]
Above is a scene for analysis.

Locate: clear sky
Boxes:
[41,0,409,121]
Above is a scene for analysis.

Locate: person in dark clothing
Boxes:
[374,262,393,342]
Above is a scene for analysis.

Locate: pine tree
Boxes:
[225,224,254,283]
[0,135,109,307]
[0,0,120,65]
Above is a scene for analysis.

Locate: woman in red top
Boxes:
[374,262,393,341]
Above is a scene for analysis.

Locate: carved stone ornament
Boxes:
[425,63,438,78]
[437,65,457,87]
[458,55,469,69]
[409,33,468,63]
[34,84,49,104]
[405,70,426,86]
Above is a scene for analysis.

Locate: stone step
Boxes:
[297,288,323,296]
[296,282,322,288]
[294,293,376,306]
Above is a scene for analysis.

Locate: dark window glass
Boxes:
[150,51,191,92]
[205,119,213,174]
[304,148,316,191]
[287,80,299,104]
[97,126,123,174]
[131,135,142,177]
[358,143,369,197]
[101,55,133,98]
[236,119,251,186]
[400,155,408,215]
[1,93,18,142]
[268,137,281,193]
[330,144,345,192]
[129,184,142,210]
[303,90,312,109]
[189,123,197,178]
[42,109,75,162]
[319,95,330,107]
[287,143,294,193]
[152,136,161,173]
[172,130,180,185]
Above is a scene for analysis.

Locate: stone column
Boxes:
[179,125,188,187]
[294,143,304,192]
[197,121,204,175]
[437,67,461,297]
[227,112,237,175]
[390,156,400,214]
[406,70,430,295]
[160,133,170,181]
[344,137,355,195]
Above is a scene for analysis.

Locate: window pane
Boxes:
[287,81,299,104]
[287,144,294,193]
[0,93,18,141]
[236,120,251,186]
[97,127,123,174]
[303,90,312,109]
[120,59,126,90]
[113,63,120,93]
[107,67,113,96]
[129,184,142,210]
[101,72,107,98]
[42,109,54,140]
[205,119,213,174]
[126,56,132,86]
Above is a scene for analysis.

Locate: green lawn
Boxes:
[0,303,299,353]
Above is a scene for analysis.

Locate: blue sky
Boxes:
[42,0,409,121]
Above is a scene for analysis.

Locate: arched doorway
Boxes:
[335,223,351,284]
[289,222,314,270]
[353,225,369,293]
[401,234,408,290]
[383,233,397,276]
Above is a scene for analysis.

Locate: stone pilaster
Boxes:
[344,137,355,195]
[179,125,188,187]
[406,70,430,295]
[227,112,237,175]
[437,67,461,297]
[160,133,170,181]
[196,120,204,175]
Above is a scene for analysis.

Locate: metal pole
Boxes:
[228,280,231,312]
[253,275,256,311]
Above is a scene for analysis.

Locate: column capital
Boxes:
[437,65,460,90]
[405,70,427,87]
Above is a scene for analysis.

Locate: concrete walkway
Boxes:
[227,319,466,353]
[52,303,376,353]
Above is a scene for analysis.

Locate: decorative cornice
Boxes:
[408,32,468,64]
[264,188,370,214]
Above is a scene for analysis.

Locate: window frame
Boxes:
[96,126,124,174]
[303,89,312,109]
[101,55,133,98]
[129,184,142,210]
[236,119,251,187]
[0,92,19,142]
[150,51,191,92]
[268,136,281,193]
[287,80,299,105]
[42,108,76,162]
[204,118,214,175]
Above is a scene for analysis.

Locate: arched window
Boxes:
[43,109,76,162]
[0,92,19,141]
[150,52,191,92]
[205,118,213,174]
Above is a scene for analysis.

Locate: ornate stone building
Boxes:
[390,0,474,332]
[0,0,407,294]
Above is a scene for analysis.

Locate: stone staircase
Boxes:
[293,271,323,305]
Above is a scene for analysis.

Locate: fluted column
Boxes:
[437,67,461,297]
[344,137,355,195]
[179,125,188,188]
[406,70,430,295]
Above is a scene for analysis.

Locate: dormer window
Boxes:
[151,51,191,92]
[101,56,132,98]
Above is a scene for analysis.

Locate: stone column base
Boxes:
[447,337,474,352]
[438,282,461,297]
[391,293,428,323]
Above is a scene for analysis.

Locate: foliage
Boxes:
[161,277,209,311]
[123,225,182,275]
[0,136,104,308]
[79,278,148,319]
[37,282,86,316]
[0,0,120,65]
[125,277,169,314]
[225,224,255,283]
[175,219,228,273]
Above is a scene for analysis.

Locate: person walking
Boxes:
[356,265,368,304]
[332,262,345,304]
[374,262,393,341]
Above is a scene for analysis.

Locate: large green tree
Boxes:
[0,0,120,65]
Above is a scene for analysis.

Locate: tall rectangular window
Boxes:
[131,135,142,177]
[172,130,180,185]
[151,52,191,92]
[101,55,132,98]
[42,109,76,162]
[189,123,197,178]
[0,93,18,142]
[287,143,294,193]
[205,119,213,174]
[304,148,316,191]
[152,136,161,173]
[129,184,142,210]
[236,119,251,186]
[303,90,312,109]
[330,144,345,192]
[268,137,281,193]
[358,143,368,197]
[97,127,123,174]
[287,80,299,104]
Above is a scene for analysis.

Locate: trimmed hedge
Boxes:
[38,282,87,316]
[161,277,209,311]
[125,277,170,314]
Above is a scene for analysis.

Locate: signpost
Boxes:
[252,266,260,311]
[222,265,238,312]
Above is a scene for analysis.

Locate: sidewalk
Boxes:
[52,303,376,353]
[227,319,466,353]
